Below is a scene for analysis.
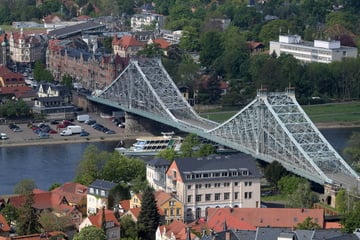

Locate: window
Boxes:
[245,192,252,199]
[187,195,192,203]
[245,192,248,199]
[170,208,174,216]
[222,172,228,177]
[205,194,211,201]
[235,192,239,199]
[215,193,220,200]
[245,181,248,186]
[249,192,252,199]
[214,183,220,188]
[173,170,177,178]
[169,201,175,206]
[248,181,252,186]
[196,208,201,219]
[89,188,94,194]
[176,208,181,216]
[205,184,211,188]
[100,190,105,196]
[235,182,238,186]
[224,182,230,187]
[196,194,202,202]
[164,209,168,215]
[224,192,230,200]
[188,185,192,189]
[196,184,202,189]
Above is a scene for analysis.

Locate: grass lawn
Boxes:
[199,101,360,125]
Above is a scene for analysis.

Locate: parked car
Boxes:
[85,119,96,125]
[80,131,90,137]
[12,127,23,132]
[50,120,59,125]
[105,130,116,134]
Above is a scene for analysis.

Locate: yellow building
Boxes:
[155,190,184,224]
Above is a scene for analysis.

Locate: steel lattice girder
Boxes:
[208,92,358,184]
[100,58,218,129]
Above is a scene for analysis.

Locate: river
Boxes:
[0,127,359,195]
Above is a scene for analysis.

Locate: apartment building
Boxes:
[87,179,117,215]
[146,158,171,191]
[131,13,165,32]
[269,35,358,63]
[165,153,262,222]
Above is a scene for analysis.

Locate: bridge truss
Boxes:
[91,58,359,188]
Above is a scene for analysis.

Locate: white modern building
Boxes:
[165,153,262,222]
[131,13,165,31]
[269,35,358,63]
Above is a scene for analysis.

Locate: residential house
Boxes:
[47,38,129,90]
[148,37,172,56]
[247,41,265,54]
[8,28,48,66]
[0,66,36,102]
[269,34,358,63]
[165,153,262,222]
[146,157,171,191]
[156,220,197,240]
[51,182,88,216]
[33,83,75,118]
[121,207,141,223]
[206,207,325,228]
[7,190,82,229]
[155,190,184,224]
[130,193,143,209]
[87,179,117,215]
[112,35,144,58]
[0,214,10,237]
[42,14,62,29]
[79,208,120,240]
[0,231,67,240]
[131,13,165,32]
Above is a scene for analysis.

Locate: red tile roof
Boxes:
[119,199,130,212]
[112,35,144,49]
[152,38,171,49]
[206,209,256,232]
[160,220,197,240]
[88,209,120,228]
[128,207,141,220]
[325,221,342,229]
[51,182,87,205]
[207,208,324,228]
[0,214,10,232]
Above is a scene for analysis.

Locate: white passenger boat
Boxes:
[115,132,183,156]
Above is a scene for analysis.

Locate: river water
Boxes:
[0,128,359,195]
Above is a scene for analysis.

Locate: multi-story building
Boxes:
[155,190,184,224]
[87,179,117,215]
[47,38,129,90]
[8,28,48,66]
[112,35,144,58]
[165,153,262,222]
[146,158,171,191]
[131,13,165,32]
[269,35,358,63]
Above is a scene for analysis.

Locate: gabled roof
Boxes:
[88,179,117,191]
[87,209,120,228]
[0,86,37,99]
[0,231,67,240]
[126,207,141,221]
[112,35,144,49]
[154,190,173,206]
[8,191,65,210]
[206,209,256,232]
[119,199,130,212]
[51,182,87,205]
[152,38,171,49]
[159,220,197,240]
[207,208,324,229]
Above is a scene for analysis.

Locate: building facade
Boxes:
[165,154,262,222]
[131,13,165,32]
[269,35,358,63]
[146,158,171,191]
[47,39,129,90]
[87,179,117,215]
[112,35,144,58]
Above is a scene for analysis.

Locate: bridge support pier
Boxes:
[321,184,339,208]
[124,112,177,135]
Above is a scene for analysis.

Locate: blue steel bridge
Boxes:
[89,58,360,191]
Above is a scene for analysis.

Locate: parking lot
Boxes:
[0,112,128,147]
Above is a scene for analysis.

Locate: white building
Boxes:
[87,179,117,215]
[165,153,262,222]
[146,158,171,191]
[269,35,358,63]
[131,13,165,31]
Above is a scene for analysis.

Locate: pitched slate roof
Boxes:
[256,227,293,240]
[147,158,170,167]
[173,153,261,182]
[207,208,324,228]
[89,179,117,190]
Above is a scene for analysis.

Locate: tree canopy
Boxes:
[73,226,106,240]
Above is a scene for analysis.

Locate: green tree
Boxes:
[336,189,348,214]
[103,36,113,53]
[0,204,18,224]
[33,60,54,82]
[193,144,216,157]
[341,201,360,233]
[344,132,360,171]
[108,183,131,209]
[296,217,321,230]
[179,26,200,52]
[61,73,73,89]
[120,215,138,239]
[278,175,307,195]
[199,31,223,68]
[13,179,37,195]
[137,43,163,57]
[73,226,106,240]
[48,183,61,191]
[287,182,318,208]
[16,192,40,235]
[74,145,110,185]
[180,133,201,157]
[259,19,295,45]
[157,149,178,161]
[137,186,160,240]
[38,209,71,232]
[264,161,288,187]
